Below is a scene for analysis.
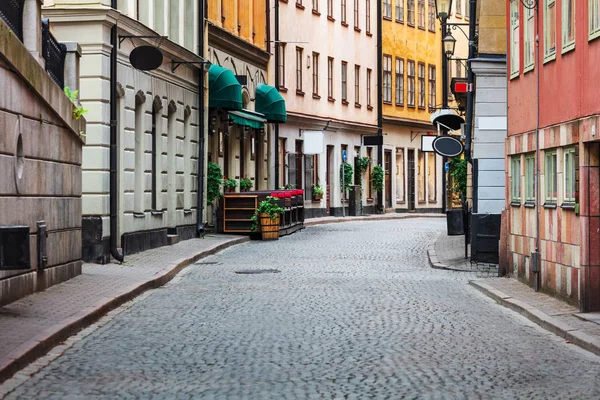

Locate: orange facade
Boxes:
[207,0,267,50]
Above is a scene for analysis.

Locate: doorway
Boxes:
[407,149,416,211]
[326,145,334,214]
[385,150,392,209]
[295,140,303,190]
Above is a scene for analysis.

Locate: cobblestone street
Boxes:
[5,218,600,399]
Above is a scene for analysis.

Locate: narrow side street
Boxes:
[5,219,600,399]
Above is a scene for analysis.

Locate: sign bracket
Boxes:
[118,35,168,48]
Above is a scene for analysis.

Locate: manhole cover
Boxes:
[235,269,281,274]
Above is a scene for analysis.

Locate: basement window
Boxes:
[0,226,30,270]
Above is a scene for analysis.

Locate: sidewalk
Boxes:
[0,213,444,383]
[0,234,247,383]
[428,231,498,274]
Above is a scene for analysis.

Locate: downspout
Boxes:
[274,0,280,189]
[376,0,383,213]
[197,0,206,234]
[441,16,448,213]
[110,0,124,262]
[534,4,541,291]
[464,0,477,164]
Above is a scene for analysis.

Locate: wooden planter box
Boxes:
[260,213,280,240]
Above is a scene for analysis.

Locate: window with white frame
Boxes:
[342,0,347,23]
[591,0,600,39]
[383,0,392,18]
[313,52,320,97]
[545,150,557,203]
[296,47,303,93]
[544,0,556,60]
[367,0,371,32]
[562,0,575,52]
[383,55,392,103]
[465,0,470,19]
[313,0,319,12]
[355,65,360,105]
[524,5,534,70]
[407,60,415,107]
[564,147,577,202]
[510,0,520,77]
[367,68,372,107]
[328,57,334,99]
[455,0,462,16]
[328,0,333,18]
[418,0,425,28]
[407,0,415,25]
[395,57,404,106]
[428,0,436,31]
[354,0,359,28]
[418,62,425,109]
[428,64,436,110]
[511,156,521,203]
[342,61,348,102]
[396,0,404,22]
[525,153,535,202]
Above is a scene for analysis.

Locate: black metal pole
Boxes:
[441,17,448,213]
[274,0,280,189]
[376,0,383,213]
[109,0,124,262]
[196,0,206,235]
[464,0,476,164]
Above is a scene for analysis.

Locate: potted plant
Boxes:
[447,157,467,236]
[312,184,324,201]
[251,196,284,240]
[371,164,384,213]
[207,162,223,205]
[240,176,253,192]
[223,177,237,193]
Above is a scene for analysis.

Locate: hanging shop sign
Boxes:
[129,46,163,71]
[432,136,464,158]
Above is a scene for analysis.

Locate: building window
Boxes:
[455,60,463,78]
[591,0,600,39]
[418,151,426,202]
[328,0,333,18]
[396,148,405,203]
[354,65,360,105]
[313,52,320,97]
[396,0,404,22]
[428,0,435,31]
[418,0,425,28]
[354,0,359,28]
[395,57,404,106]
[562,0,575,52]
[428,64,436,110]
[418,62,425,109]
[305,154,319,200]
[407,0,415,25]
[545,150,557,203]
[564,147,577,202]
[407,60,415,107]
[278,44,286,89]
[383,0,392,19]
[511,156,521,203]
[296,47,303,93]
[427,152,436,202]
[328,57,334,100]
[366,0,371,32]
[297,0,303,8]
[342,61,348,103]
[313,0,319,12]
[524,5,535,71]
[342,0,347,23]
[465,0,470,19]
[383,55,392,103]
[455,0,462,15]
[510,0,520,78]
[367,68,372,107]
[525,153,535,203]
[544,0,556,60]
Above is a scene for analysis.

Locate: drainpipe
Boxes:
[274,0,280,189]
[110,1,124,262]
[197,0,206,235]
[534,6,541,291]
[376,0,383,213]
[464,0,476,164]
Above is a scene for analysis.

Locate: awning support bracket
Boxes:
[171,60,211,73]
[118,35,168,48]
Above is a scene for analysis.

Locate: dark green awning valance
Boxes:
[208,65,243,110]
[255,83,287,123]
[229,110,266,129]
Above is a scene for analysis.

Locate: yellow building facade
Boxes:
[381,0,443,212]
[207,0,267,50]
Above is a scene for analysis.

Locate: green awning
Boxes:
[229,110,266,129]
[255,83,287,123]
[208,65,243,110]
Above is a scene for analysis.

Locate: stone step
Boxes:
[167,234,180,246]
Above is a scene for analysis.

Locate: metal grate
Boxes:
[41,18,67,89]
[0,0,25,42]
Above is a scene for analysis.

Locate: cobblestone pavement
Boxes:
[5,218,600,399]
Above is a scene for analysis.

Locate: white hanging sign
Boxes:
[303,130,324,155]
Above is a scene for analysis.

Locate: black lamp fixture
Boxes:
[443,30,457,58]
[434,0,453,21]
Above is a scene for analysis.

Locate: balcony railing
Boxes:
[0,0,25,41]
[41,19,67,89]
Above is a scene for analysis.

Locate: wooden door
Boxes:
[408,150,416,211]
[295,140,303,190]
[385,150,392,209]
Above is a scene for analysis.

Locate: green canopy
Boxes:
[229,110,267,129]
[208,65,243,110]
[255,83,287,123]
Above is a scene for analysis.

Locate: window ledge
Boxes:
[383,100,392,105]
[543,202,557,209]
[523,64,534,74]
[341,21,349,27]
[418,26,425,31]
[151,210,164,217]
[589,30,600,42]
[561,202,577,210]
[134,212,146,218]
[524,202,536,208]
[407,104,416,109]
[296,3,305,10]
[312,9,321,16]
[366,31,373,36]
[395,19,404,24]
[354,27,361,33]
[312,94,321,99]
[367,105,373,110]
[296,90,305,96]
[342,100,349,106]
[543,52,557,64]
[418,105,426,110]
[327,16,335,22]
[328,96,336,102]
[278,86,288,92]
[407,22,415,28]
[428,28,435,33]
[510,201,521,207]
[418,200,427,204]
[510,70,520,80]
[183,209,193,215]
[383,16,392,21]
[279,0,288,2]
[396,103,404,107]
[355,103,362,108]
[561,42,575,55]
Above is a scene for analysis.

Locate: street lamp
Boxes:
[443,30,456,58]
[434,0,453,20]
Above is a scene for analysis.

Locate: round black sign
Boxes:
[432,136,464,158]
[129,46,163,71]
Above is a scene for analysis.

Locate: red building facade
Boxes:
[506,0,600,311]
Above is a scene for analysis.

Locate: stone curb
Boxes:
[0,236,249,384]
[427,232,473,272]
[305,213,443,227]
[469,280,600,357]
